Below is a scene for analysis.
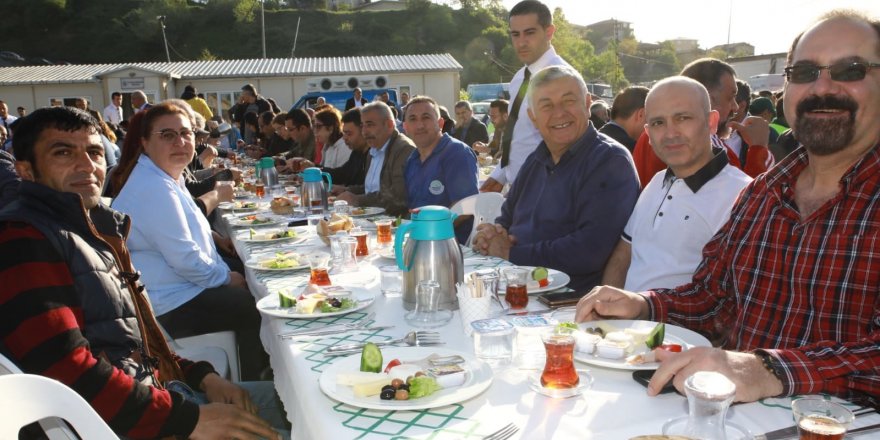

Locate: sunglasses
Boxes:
[784,61,880,84]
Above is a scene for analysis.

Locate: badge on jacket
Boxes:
[429,180,445,195]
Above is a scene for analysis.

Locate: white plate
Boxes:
[572,320,711,371]
[256,290,375,319]
[318,347,493,411]
[237,227,308,243]
[470,267,571,294]
[228,214,287,228]
[245,252,307,271]
[219,201,265,211]
[349,207,385,217]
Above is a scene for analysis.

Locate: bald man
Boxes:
[601,76,751,292]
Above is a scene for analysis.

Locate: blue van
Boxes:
[291,89,399,112]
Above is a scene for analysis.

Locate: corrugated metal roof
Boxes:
[0,53,462,86]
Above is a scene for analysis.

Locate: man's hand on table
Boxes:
[201,373,256,413]
[479,177,503,193]
[336,191,358,205]
[191,403,279,440]
[649,348,784,403]
[330,184,347,195]
[575,285,650,322]
[472,223,512,260]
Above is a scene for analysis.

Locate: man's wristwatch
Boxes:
[754,350,783,380]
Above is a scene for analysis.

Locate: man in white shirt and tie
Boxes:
[102,92,124,126]
[480,0,572,192]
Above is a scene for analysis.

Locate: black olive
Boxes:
[397,383,410,392]
[380,389,395,400]
[381,385,395,393]
[329,298,342,308]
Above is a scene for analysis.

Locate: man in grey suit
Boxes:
[452,101,489,148]
[336,102,415,217]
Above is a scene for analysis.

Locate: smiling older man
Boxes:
[472,65,639,291]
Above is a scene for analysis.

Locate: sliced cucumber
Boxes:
[360,342,383,373]
[645,322,665,349]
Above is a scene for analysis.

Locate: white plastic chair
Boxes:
[0,374,117,439]
[0,351,23,374]
[450,192,505,246]
[157,323,240,382]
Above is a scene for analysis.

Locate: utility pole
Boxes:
[158,15,171,62]
[261,0,267,58]
[291,16,301,58]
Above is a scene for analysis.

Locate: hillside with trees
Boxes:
[0,0,686,90]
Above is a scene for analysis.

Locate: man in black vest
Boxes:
[0,107,285,439]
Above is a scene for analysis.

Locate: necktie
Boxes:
[500,67,531,167]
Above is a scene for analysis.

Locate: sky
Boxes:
[486,0,880,55]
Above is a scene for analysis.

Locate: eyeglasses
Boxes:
[784,61,880,84]
[154,128,195,143]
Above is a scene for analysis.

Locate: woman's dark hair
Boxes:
[314,107,343,145]
[181,85,197,100]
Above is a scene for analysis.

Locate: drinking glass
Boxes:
[503,267,529,309]
[375,219,393,247]
[339,236,359,272]
[307,213,323,234]
[405,280,452,328]
[333,200,350,215]
[540,330,579,389]
[328,231,348,268]
[791,398,853,440]
[254,181,265,199]
[663,371,737,439]
[307,252,331,286]
[351,230,369,256]
[379,265,402,297]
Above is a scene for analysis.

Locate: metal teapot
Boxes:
[395,206,463,311]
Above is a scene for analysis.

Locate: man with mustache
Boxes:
[335,102,415,217]
[480,0,572,192]
[576,11,880,406]
[600,76,751,292]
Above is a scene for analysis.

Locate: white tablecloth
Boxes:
[220,210,879,439]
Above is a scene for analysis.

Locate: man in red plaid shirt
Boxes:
[576,11,880,406]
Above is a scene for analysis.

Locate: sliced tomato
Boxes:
[538,278,550,288]
[658,344,683,352]
[384,358,401,373]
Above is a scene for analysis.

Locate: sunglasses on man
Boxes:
[784,61,880,84]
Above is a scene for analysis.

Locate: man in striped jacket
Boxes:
[0,107,283,439]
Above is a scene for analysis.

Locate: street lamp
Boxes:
[157,15,171,62]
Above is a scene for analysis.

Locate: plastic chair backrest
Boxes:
[0,374,117,438]
[450,192,505,246]
[0,351,22,375]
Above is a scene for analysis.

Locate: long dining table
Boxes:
[218,205,880,440]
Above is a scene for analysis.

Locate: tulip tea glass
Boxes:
[503,267,529,309]
[540,331,579,389]
[307,253,332,286]
[791,398,853,440]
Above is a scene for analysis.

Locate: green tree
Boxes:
[548,8,596,79]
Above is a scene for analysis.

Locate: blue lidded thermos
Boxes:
[300,167,332,212]
[395,206,463,311]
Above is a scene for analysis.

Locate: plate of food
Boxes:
[565,320,711,371]
[256,288,374,319]
[237,227,305,243]
[245,251,306,271]
[319,346,493,411]
[229,213,286,227]
[349,207,385,217]
[219,200,265,211]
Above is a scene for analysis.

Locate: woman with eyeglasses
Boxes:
[112,102,268,382]
[314,107,351,169]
